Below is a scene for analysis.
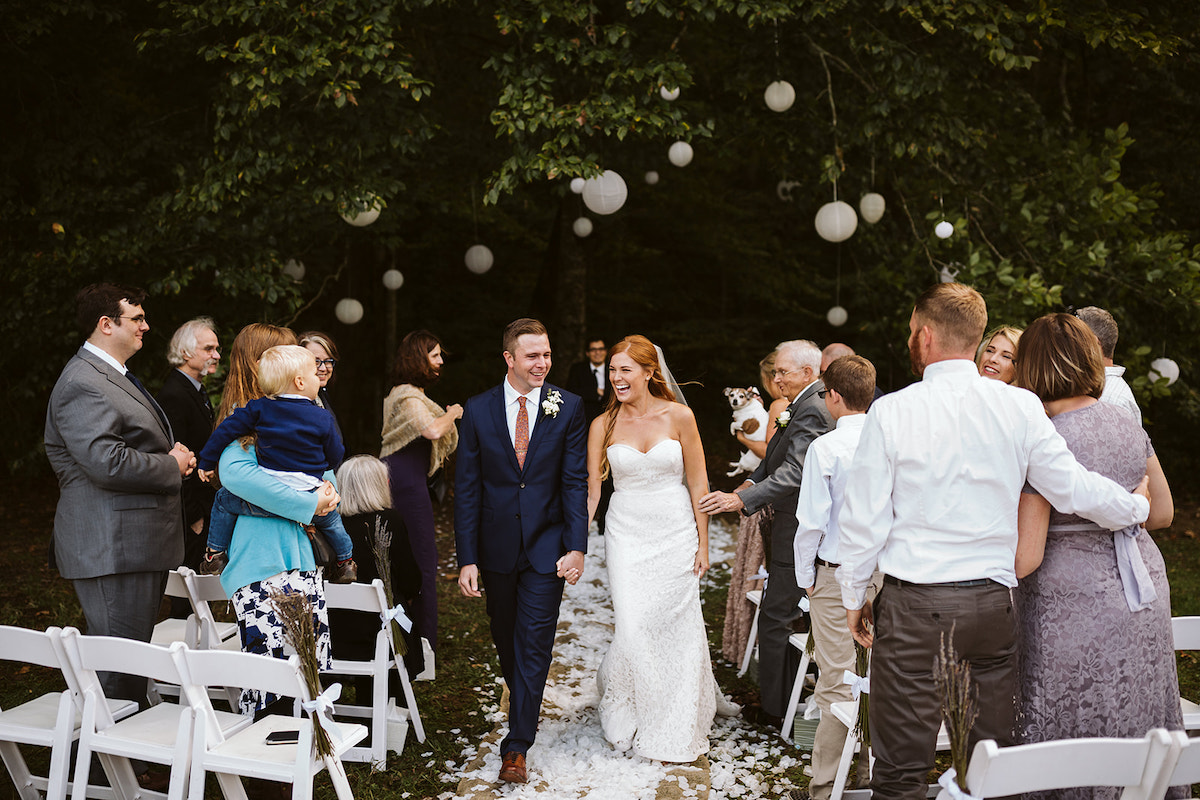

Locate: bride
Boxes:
[587,334,738,762]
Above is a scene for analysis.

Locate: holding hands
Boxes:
[557,550,585,585]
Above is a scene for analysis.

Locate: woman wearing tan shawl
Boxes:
[381,330,462,650]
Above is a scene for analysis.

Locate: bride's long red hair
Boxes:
[598,335,675,479]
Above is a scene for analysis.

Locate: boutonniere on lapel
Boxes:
[776,409,792,430]
[541,389,563,418]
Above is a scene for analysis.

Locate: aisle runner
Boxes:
[447,521,810,800]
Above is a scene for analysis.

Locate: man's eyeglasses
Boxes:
[817,388,831,399]
[771,368,795,378]
[315,359,337,370]
[110,315,147,325]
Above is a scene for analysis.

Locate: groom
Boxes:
[455,317,588,784]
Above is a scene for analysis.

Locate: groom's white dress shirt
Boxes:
[504,377,540,445]
[836,359,1149,609]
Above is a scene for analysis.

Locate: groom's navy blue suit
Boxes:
[455,381,588,756]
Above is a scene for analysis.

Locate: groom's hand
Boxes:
[699,490,744,515]
[458,564,482,597]
[556,550,585,585]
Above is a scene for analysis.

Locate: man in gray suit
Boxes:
[700,339,833,726]
[45,283,195,705]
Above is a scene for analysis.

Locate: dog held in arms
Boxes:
[724,386,768,477]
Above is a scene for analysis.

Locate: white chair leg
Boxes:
[323,755,354,800]
[395,659,425,743]
[738,605,760,678]
[0,741,40,800]
[781,646,811,742]
[829,714,860,800]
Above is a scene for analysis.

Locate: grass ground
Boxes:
[2,475,1198,799]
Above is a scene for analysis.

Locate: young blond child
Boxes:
[197,344,357,582]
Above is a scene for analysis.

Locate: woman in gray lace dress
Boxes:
[1014,313,1181,800]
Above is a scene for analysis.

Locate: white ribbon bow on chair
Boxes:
[937,769,982,800]
[302,682,344,741]
[383,604,413,633]
[842,670,870,699]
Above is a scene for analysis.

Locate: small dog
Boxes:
[724,386,769,477]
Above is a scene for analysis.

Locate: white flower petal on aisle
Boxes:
[439,519,810,799]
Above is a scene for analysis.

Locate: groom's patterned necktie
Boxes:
[515,396,529,469]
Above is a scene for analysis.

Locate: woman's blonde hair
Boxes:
[335,456,393,517]
[758,350,780,400]
[216,323,297,424]
[597,335,675,479]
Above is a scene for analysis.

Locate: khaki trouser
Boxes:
[808,563,881,800]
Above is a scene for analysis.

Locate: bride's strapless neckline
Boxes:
[608,439,681,456]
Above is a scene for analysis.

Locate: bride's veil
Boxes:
[653,343,688,406]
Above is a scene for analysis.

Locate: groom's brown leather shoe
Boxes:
[498,751,527,784]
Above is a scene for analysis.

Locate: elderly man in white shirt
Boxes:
[1074,305,1142,421]
[793,354,882,800]
[835,283,1151,800]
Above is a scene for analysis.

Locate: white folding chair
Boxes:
[61,627,224,800]
[781,631,815,742]
[323,579,425,768]
[737,584,764,678]
[1172,616,1200,730]
[179,567,240,651]
[0,626,136,800]
[938,729,1180,800]
[150,570,200,649]
[180,648,367,800]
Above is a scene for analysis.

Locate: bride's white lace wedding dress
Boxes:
[597,438,739,762]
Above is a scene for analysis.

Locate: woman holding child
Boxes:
[207,323,341,713]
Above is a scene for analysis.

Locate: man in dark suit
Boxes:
[455,318,588,785]
[700,339,833,726]
[157,317,220,615]
[45,283,195,705]
[566,336,613,531]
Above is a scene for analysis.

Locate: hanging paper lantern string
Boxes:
[282,259,306,283]
[382,269,404,291]
[570,177,586,194]
[668,141,693,167]
[660,86,680,101]
[339,195,382,227]
[827,306,848,327]
[764,80,796,112]
[573,217,593,238]
[644,171,659,185]
[935,220,954,239]
[815,201,858,243]
[465,244,494,274]
[335,298,364,325]
[1149,358,1180,386]
[860,193,886,224]
[581,170,628,215]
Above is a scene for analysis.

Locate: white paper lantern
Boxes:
[668,141,694,167]
[570,177,586,194]
[660,86,680,101]
[1149,357,1180,386]
[282,258,306,282]
[860,193,886,224]
[644,171,659,185]
[335,298,364,325]
[581,170,628,215]
[935,220,954,239]
[814,201,859,243]
[827,306,848,327]
[382,269,404,291]
[339,196,382,227]
[465,244,494,274]
[573,217,593,238]
[764,80,796,113]
[939,265,959,284]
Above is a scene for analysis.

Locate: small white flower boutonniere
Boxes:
[776,409,792,430]
[542,389,563,418]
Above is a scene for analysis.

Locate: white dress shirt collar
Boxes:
[176,368,203,391]
[503,377,541,444]
[83,341,127,376]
